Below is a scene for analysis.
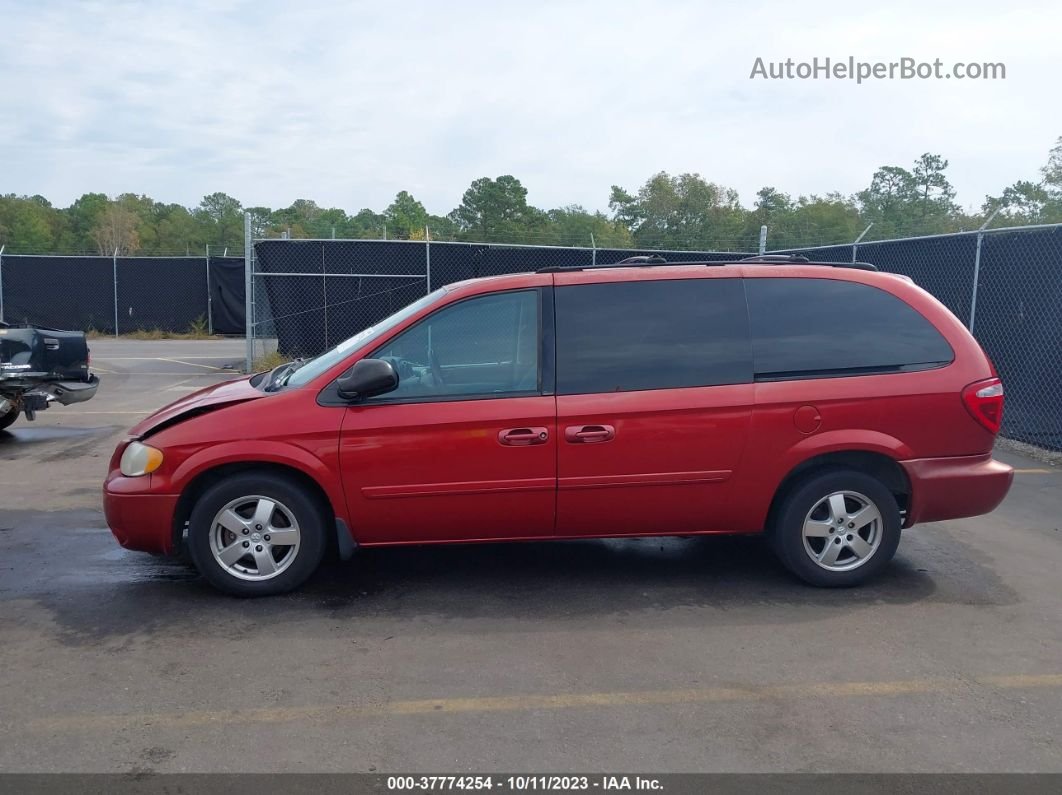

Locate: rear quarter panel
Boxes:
[737,268,999,530]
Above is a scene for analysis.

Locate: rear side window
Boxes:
[555,278,751,395]
[746,278,954,379]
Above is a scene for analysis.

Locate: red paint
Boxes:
[103,265,1013,558]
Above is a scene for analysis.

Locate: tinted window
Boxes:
[747,278,953,378]
[369,289,539,400]
[555,278,751,395]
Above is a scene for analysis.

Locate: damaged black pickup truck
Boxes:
[0,324,99,430]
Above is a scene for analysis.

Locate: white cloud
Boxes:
[1,0,1059,217]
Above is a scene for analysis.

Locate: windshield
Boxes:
[282,288,448,388]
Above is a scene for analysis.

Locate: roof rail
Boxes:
[537,255,685,273]
[536,255,879,274]
[739,254,810,263]
[740,254,878,271]
[616,255,668,265]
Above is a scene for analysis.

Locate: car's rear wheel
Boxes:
[187,472,327,596]
[0,404,18,431]
[771,468,900,587]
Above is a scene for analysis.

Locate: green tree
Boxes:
[152,204,201,254]
[609,172,746,249]
[857,165,918,237]
[384,191,430,238]
[752,187,793,224]
[545,205,632,247]
[425,213,459,240]
[62,193,109,251]
[786,194,863,248]
[450,175,545,240]
[0,195,59,252]
[195,192,244,249]
[744,186,793,245]
[348,208,386,238]
[911,153,958,228]
[268,199,325,238]
[244,206,273,240]
[1041,136,1062,190]
[982,138,1062,224]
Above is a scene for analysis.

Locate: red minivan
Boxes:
[104,258,1013,596]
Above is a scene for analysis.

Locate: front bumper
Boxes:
[103,474,179,554]
[901,453,1014,527]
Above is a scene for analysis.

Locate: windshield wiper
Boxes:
[269,358,309,390]
[263,359,303,391]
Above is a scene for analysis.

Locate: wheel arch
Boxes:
[765,449,911,535]
[171,461,338,552]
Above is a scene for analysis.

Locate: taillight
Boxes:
[962,377,1004,434]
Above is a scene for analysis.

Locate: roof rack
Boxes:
[616,255,668,265]
[739,254,810,263]
[740,254,878,271]
[536,255,673,272]
[536,255,879,273]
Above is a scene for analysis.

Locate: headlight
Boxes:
[120,441,164,477]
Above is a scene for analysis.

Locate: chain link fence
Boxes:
[248,239,429,365]
[0,252,246,335]
[246,237,748,365]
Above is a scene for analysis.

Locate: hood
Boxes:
[130,375,265,439]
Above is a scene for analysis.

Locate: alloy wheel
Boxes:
[208,495,302,581]
[801,490,883,572]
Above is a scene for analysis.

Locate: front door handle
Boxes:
[498,427,550,446]
[564,424,616,443]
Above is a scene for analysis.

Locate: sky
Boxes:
[2,0,1060,216]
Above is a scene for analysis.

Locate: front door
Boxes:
[339,287,557,544]
[552,273,754,536]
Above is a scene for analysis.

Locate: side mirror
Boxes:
[336,358,399,401]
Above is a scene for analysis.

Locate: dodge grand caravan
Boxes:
[104,256,1014,596]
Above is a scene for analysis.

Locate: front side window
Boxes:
[746,278,954,379]
[555,278,752,395]
[368,289,540,401]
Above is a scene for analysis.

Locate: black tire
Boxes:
[187,472,328,597]
[771,468,901,587]
[0,405,18,431]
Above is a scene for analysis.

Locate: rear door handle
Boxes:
[564,424,616,443]
[498,427,550,446]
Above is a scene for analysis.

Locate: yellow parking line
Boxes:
[26,673,1062,734]
[1013,468,1057,474]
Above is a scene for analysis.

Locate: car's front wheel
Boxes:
[771,469,901,587]
[187,472,328,596]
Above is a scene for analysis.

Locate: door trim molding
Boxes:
[558,470,731,490]
[362,477,556,499]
